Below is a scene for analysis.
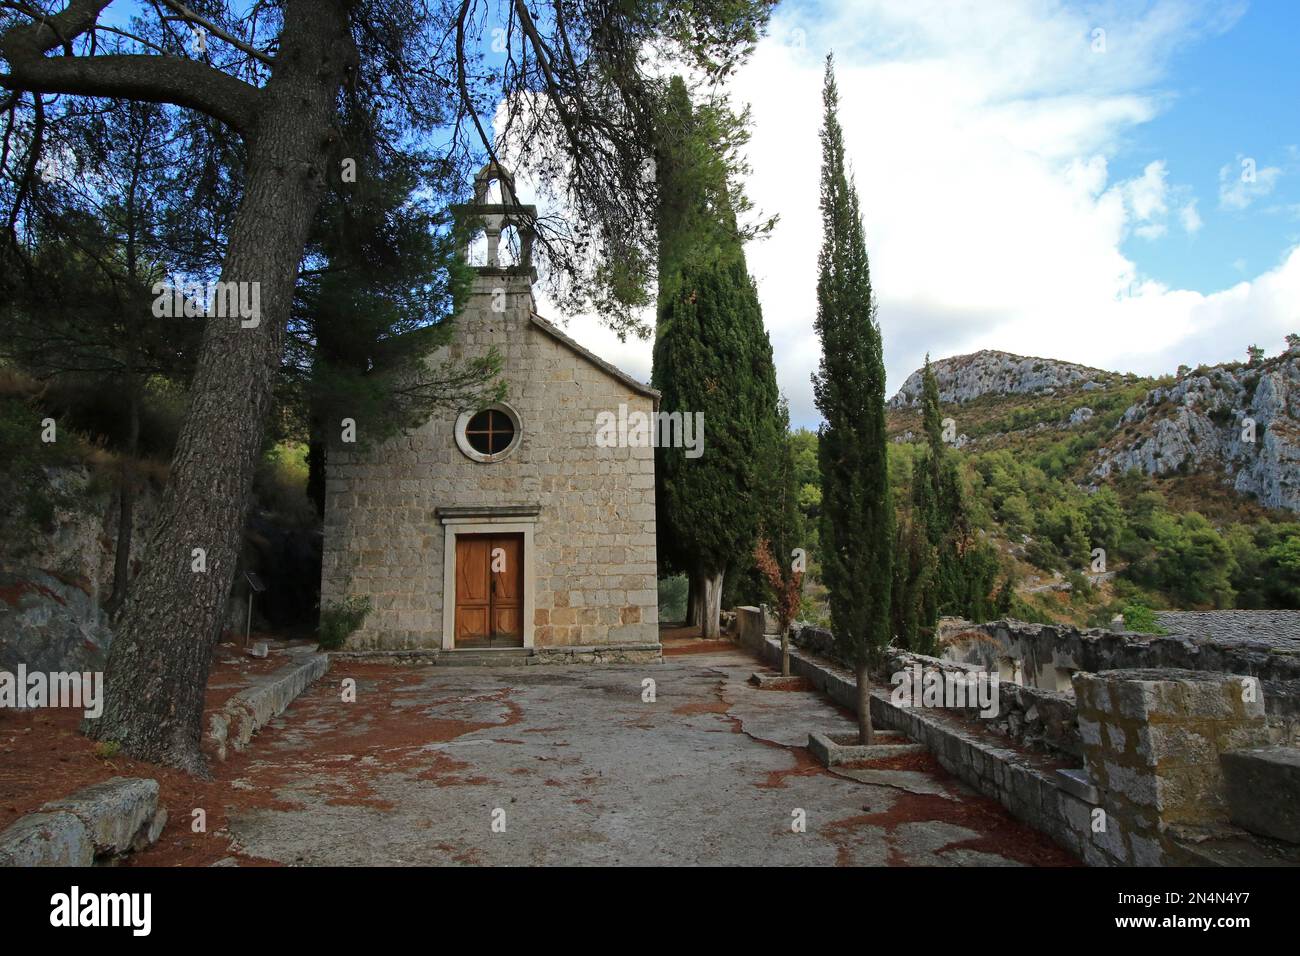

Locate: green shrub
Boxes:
[318,595,372,649]
[658,574,688,624]
[1122,603,1164,633]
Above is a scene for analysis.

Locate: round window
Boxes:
[455,403,521,462]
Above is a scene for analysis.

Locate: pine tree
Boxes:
[288,136,500,517]
[652,76,778,638]
[811,55,892,745]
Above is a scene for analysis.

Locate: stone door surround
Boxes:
[438,505,540,651]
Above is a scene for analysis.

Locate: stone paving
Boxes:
[161,647,1077,866]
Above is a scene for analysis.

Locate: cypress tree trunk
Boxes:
[685,571,701,628]
[781,626,790,677]
[87,0,355,773]
[856,662,874,745]
[700,570,724,639]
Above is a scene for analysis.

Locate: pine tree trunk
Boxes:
[700,570,724,639]
[781,627,790,677]
[856,661,874,745]
[105,379,139,617]
[87,0,355,774]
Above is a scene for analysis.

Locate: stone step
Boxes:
[436,648,535,667]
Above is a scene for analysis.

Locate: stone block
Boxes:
[1221,746,1300,843]
[0,812,92,867]
[42,777,161,857]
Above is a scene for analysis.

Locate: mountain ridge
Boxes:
[888,349,1118,409]
[888,342,1300,513]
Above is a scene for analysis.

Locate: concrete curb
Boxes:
[0,777,165,867]
[204,650,329,762]
[807,731,927,766]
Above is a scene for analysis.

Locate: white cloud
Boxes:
[1219,157,1282,210]
[532,0,1287,429]
[1122,160,1170,224]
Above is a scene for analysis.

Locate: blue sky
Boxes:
[557,0,1300,427]
[1110,0,1300,292]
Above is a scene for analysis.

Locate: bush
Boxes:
[318,595,372,649]
[658,574,688,624]
[1122,603,1164,634]
[254,441,317,527]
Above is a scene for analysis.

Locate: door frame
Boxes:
[439,508,537,651]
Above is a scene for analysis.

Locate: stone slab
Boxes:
[1221,746,1300,844]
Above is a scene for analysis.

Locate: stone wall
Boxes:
[765,631,1296,864]
[320,274,659,650]
[882,649,1082,761]
[942,617,1300,743]
[1074,669,1272,865]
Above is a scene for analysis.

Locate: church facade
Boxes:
[319,165,661,660]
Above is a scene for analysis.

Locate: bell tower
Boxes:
[454,161,538,304]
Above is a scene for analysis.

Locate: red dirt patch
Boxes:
[823,790,1079,867]
[755,746,827,789]
[2,661,522,866]
[672,700,731,716]
[662,640,737,656]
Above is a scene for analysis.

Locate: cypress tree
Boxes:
[652,76,779,638]
[811,55,893,744]
[654,256,774,636]
[911,355,999,635]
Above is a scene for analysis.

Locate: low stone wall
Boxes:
[735,606,768,654]
[757,636,1098,860]
[758,635,1292,865]
[942,618,1300,743]
[883,650,1082,761]
[204,650,329,762]
[0,777,166,867]
[332,644,662,666]
[532,642,662,665]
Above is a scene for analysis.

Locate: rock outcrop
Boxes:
[1092,352,1300,512]
[0,569,112,673]
[889,349,1112,409]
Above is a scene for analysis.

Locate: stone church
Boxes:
[319,164,661,661]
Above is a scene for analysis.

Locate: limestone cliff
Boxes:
[889,349,1112,409]
[1092,350,1300,511]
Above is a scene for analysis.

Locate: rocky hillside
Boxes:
[888,341,1300,514]
[888,349,1115,409]
[1093,349,1300,511]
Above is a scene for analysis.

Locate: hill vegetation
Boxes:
[786,346,1300,630]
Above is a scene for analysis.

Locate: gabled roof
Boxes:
[529,312,661,402]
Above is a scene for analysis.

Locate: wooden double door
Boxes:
[454,533,524,648]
